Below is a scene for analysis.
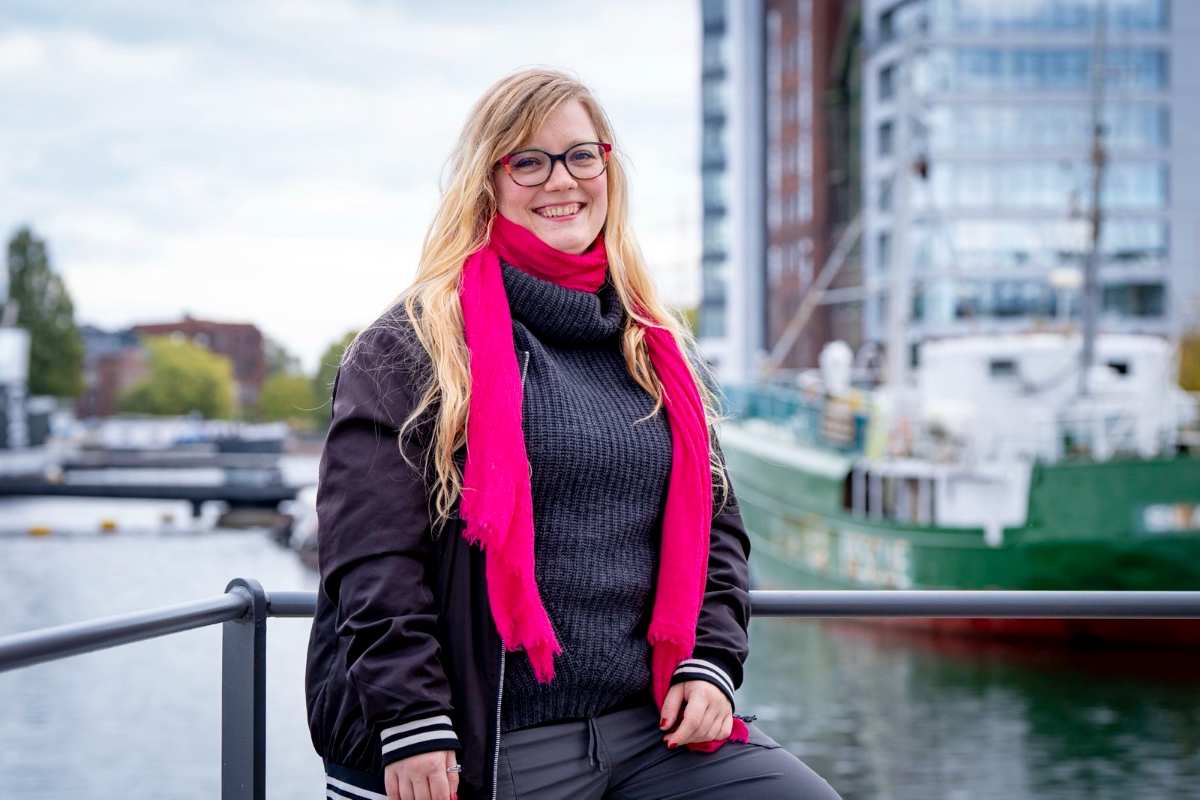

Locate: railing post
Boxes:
[223,578,267,800]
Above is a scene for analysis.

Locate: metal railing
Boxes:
[2,581,1199,799]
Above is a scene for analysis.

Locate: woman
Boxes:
[305,69,840,800]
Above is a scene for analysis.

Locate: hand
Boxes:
[384,749,460,800]
[659,680,733,749]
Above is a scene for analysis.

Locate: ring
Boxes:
[447,765,463,773]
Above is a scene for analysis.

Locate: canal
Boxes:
[2,497,1198,799]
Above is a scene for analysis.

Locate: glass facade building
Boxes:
[698,0,767,380]
[863,0,1200,345]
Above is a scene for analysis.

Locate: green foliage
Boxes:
[6,226,84,397]
[256,373,319,430]
[311,330,358,427]
[1181,332,1200,391]
[118,336,236,418]
[265,337,302,377]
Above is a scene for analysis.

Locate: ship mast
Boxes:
[1078,0,1108,396]
[884,38,918,394]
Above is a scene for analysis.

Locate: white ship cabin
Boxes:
[840,333,1196,542]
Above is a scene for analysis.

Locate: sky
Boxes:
[0,0,701,372]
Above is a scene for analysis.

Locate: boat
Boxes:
[719,333,1200,645]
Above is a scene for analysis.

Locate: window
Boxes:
[1102,282,1165,318]
[879,120,895,157]
[879,64,896,101]
[879,177,894,212]
[989,359,1018,378]
[877,232,892,272]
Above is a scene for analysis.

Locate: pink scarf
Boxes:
[457,213,747,751]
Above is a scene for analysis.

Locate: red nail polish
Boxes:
[660,719,667,728]
[668,742,677,749]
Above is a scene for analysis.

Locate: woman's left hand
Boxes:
[659,680,733,748]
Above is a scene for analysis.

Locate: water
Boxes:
[3,498,1199,799]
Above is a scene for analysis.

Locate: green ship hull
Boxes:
[721,423,1200,643]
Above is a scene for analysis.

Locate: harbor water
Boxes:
[2,496,1199,799]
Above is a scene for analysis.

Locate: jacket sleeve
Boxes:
[668,435,752,711]
[315,325,461,767]
[667,346,752,708]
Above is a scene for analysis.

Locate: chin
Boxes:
[531,224,591,254]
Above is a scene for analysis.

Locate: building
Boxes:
[699,0,860,383]
[700,0,1199,385]
[699,0,765,381]
[861,0,1199,360]
[76,325,138,418]
[132,315,267,411]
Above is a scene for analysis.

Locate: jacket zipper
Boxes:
[492,348,530,800]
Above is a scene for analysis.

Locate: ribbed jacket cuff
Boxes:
[379,714,461,767]
[669,658,736,711]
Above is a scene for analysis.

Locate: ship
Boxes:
[719,333,1200,644]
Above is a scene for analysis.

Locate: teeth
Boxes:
[536,203,581,218]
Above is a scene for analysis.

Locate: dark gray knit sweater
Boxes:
[498,260,672,733]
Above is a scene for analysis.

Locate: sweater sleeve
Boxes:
[315,324,462,767]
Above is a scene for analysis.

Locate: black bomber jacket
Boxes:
[304,310,753,800]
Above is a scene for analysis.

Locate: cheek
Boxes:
[495,179,532,217]
[589,184,608,223]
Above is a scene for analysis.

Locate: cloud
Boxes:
[0,0,700,372]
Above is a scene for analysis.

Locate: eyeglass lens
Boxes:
[507,143,607,187]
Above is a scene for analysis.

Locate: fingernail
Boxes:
[668,742,677,749]
[660,719,668,728]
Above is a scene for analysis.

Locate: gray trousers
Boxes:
[496,702,841,799]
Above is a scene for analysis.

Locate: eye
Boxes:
[570,151,596,162]
[509,152,547,171]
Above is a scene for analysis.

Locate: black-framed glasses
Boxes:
[498,142,612,187]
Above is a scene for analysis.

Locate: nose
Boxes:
[544,157,577,191]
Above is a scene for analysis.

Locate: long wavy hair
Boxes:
[364,67,728,531]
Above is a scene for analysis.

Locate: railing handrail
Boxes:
[3,581,1199,800]
[5,588,1200,675]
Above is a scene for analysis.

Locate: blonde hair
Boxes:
[370,67,728,530]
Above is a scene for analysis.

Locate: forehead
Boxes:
[521,99,599,151]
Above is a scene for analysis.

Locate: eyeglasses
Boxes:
[498,142,612,188]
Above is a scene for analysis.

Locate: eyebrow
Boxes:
[518,139,595,151]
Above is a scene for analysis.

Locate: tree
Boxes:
[6,226,84,397]
[118,335,236,418]
[1181,330,1200,391]
[265,336,302,377]
[256,373,319,430]
[311,329,358,427]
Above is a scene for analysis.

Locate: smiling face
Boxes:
[493,99,609,254]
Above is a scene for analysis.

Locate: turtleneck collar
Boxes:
[501,260,624,344]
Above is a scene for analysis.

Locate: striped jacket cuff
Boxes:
[670,658,737,710]
[379,714,461,766]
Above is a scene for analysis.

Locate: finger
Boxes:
[446,750,460,798]
[387,767,406,800]
[660,683,684,731]
[667,694,708,747]
[700,705,724,742]
[719,714,733,740]
[428,764,451,800]
[411,776,432,800]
